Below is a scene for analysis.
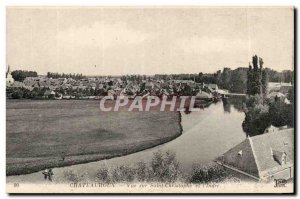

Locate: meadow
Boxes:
[6,100,182,175]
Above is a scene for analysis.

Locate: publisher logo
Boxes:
[274,179,287,187]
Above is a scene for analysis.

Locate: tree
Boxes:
[220,68,232,89]
[11,70,38,82]
[11,88,23,99]
[242,95,271,136]
[46,72,86,79]
[287,88,294,104]
[180,85,193,96]
[246,55,267,96]
[243,54,294,136]
[231,69,247,93]
[243,56,271,136]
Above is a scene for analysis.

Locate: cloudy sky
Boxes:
[7,7,294,75]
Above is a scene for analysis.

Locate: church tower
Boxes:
[6,65,14,85]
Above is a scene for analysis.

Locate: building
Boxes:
[203,83,218,93]
[207,84,219,92]
[6,66,14,85]
[264,125,288,134]
[280,86,293,96]
[267,91,291,104]
[44,90,56,98]
[268,82,292,93]
[216,128,294,182]
[195,90,213,100]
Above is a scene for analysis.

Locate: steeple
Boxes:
[6,65,10,78]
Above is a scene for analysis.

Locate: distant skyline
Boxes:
[7,7,294,75]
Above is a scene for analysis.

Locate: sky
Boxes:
[6,7,294,76]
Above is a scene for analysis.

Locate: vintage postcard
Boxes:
[6,6,295,194]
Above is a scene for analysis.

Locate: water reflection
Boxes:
[185,97,245,115]
[223,101,231,113]
[223,97,246,113]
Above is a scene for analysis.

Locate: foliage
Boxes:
[135,161,148,182]
[265,68,294,84]
[150,150,180,182]
[7,87,46,99]
[230,69,247,93]
[287,88,294,104]
[242,107,271,136]
[242,56,294,136]
[269,98,294,127]
[188,164,227,183]
[11,70,38,82]
[63,170,83,183]
[246,55,267,96]
[47,72,86,80]
[93,151,181,183]
[95,167,111,183]
[112,165,135,183]
[242,94,294,136]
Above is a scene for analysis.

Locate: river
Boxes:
[7,99,247,183]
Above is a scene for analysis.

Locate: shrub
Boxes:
[112,165,135,183]
[189,164,227,183]
[11,89,23,99]
[91,151,182,183]
[63,170,83,183]
[150,150,180,182]
[135,161,148,182]
[95,167,111,183]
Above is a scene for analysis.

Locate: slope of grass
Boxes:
[6,100,182,175]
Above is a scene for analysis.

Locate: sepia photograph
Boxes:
[5,6,295,194]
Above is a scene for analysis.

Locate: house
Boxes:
[268,82,292,93]
[195,90,213,100]
[44,90,56,98]
[207,84,218,92]
[267,91,291,104]
[267,91,285,100]
[145,82,154,90]
[216,128,294,182]
[62,95,71,100]
[55,93,62,100]
[202,83,218,92]
[11,81,24,88]
[216,89,229,95]
[280,86,293,95]
[264,125,288,134]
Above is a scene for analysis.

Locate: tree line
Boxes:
[11,70,38,82]
[46,72,86,79]
[10,68,293,95]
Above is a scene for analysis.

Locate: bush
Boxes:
[242,95,271,136]
[150,150,180,182]
[63,170,84,183]
[112,165,135,183]
[135,161,148,182]
[11,70,38,82]
[95,167,111,183]
[91,151,183,183]
[243,94,294,136]
[11,89,23,99]
[189,164,227,183]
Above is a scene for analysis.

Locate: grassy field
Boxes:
[6,100,182,176]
